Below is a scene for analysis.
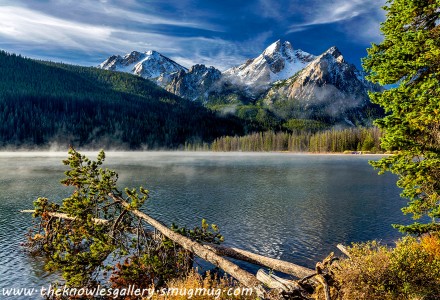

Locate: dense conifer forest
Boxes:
[185,127,382,153]
[0,51,244,149]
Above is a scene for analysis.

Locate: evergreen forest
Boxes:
[0,51,244,149]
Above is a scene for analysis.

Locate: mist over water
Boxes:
[0,152,407,291]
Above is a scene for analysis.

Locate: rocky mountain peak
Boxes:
[281,42,300,60]
[263,40,296,62]
[264,46,382,125]
[98,49,187,87]
[325,46,341,56]
[123,51,143,62]
[188,64,215,74]
[291,47,364,91]
[320,46,345,64]
[223,40,316,96]
[165,64,221,101]
[99,55,122,70]
[263,39,282,56]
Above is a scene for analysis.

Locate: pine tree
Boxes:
[363,0,440,234]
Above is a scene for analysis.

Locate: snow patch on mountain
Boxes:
[98,50,187,86]
[223,40,316,94]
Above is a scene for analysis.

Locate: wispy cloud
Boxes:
[0,5,251,69]
[170,31,274,71]
[0,0,387,70]
[29,0,222,32]
[343,13,385,44]
[257,0,284,21]
[287,0,385,35]
[0,6,114,50]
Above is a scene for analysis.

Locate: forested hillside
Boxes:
[0,51,244,149]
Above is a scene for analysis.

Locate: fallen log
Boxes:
[336,244,351,258]
[108,193,268,298]
[20,210,109,225]
[20,209,314,280]
[256,269,302,292]
[21,205,317,298]
[204,244,314,278]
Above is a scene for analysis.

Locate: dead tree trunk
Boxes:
[20,209,313,280]
[20,210,109,225]
[22,204,321,299]
[337,244,351,258]
[204,244,314,278]
[108,193,268,298]
[256,269,302,291]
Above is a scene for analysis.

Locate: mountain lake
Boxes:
[0,152,409,293]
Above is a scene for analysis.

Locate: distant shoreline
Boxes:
[0,150,391,156]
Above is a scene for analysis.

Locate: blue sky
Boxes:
[0,0,386,70]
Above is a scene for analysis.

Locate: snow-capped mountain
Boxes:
[165,64,222,101]
[163,40,317,101]
[223,40,316,94]
[264,46,382,124]
[97,41,381,126]
[98,50,187,86]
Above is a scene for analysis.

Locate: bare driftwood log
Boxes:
[108,193,268,298]
[337,244,351,258]
[256,269,302,292]
[20,210,109,225]
[204,244,314,278]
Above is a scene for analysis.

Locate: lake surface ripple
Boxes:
[0,152,408,291]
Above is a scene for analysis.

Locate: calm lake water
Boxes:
[0,152,408,295]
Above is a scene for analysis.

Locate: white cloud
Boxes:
[307,1,364,25]
[0,5,250,69]
[287,0,385,35]
[64,0,221,31]
[24,0,222,33]
[0,6,113,51]
[257,0,284,21]
[344,15,385,44]
[0,1,386,70]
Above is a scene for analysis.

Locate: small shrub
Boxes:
[332,236,440,300]
[420,233,440,260]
